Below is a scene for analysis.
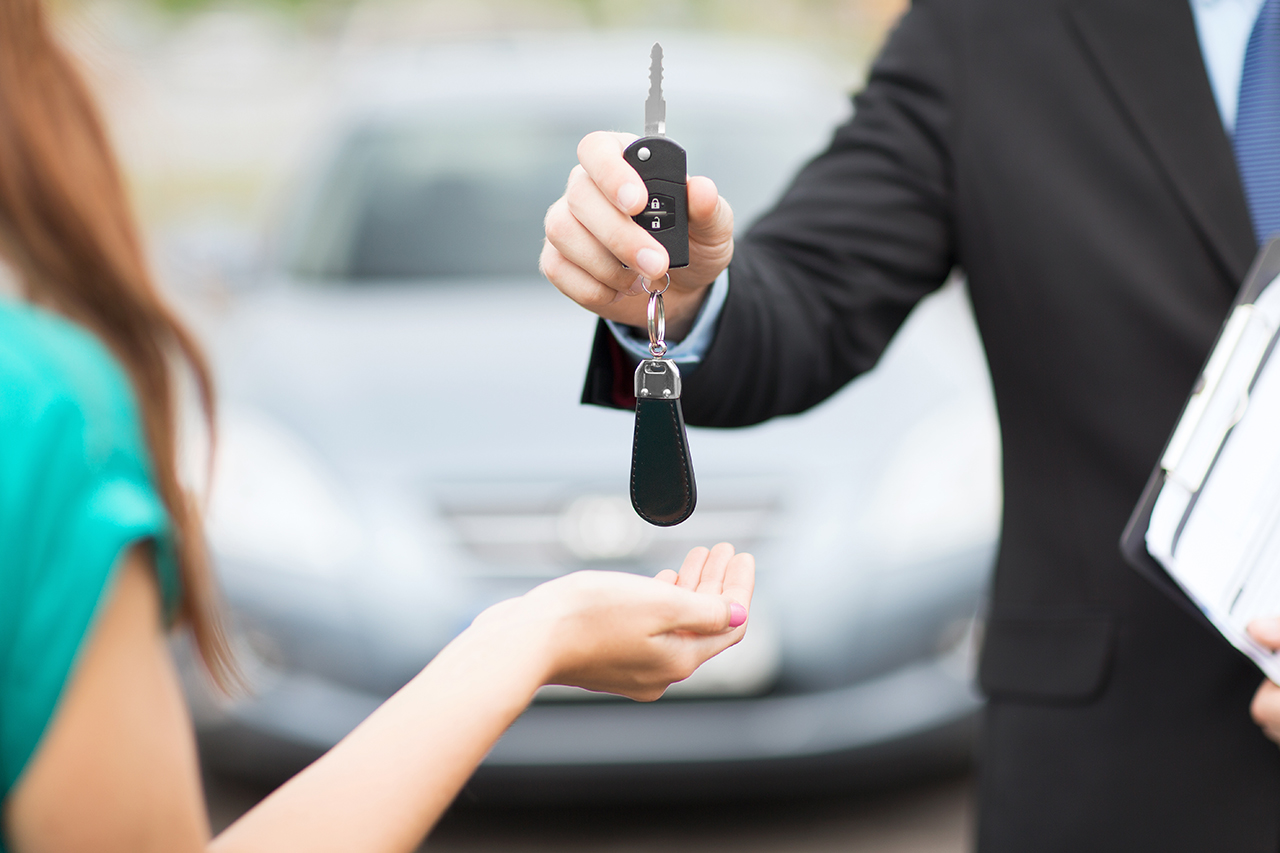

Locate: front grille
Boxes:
[436,479,781,578]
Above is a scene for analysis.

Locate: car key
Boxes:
[627,44,696,527]
[623,43,688,269]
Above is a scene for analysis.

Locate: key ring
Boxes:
[647,290,667,358]
[641,273,671,296]
[644,273,670,357]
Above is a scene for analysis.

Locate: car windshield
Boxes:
[285,117,615,281]
[283,108,835,283]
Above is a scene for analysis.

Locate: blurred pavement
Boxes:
[205,771,973,852]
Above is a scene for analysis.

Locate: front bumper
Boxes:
[196,650,982,799]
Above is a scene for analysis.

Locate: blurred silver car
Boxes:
[188,35,1001,799]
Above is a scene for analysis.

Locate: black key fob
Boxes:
[623,137,689,269]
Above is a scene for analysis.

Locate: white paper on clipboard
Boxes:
[1146,274,1280,682]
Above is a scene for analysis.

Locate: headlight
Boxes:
[200,406,363,578]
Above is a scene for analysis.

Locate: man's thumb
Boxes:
[687,176,732,241]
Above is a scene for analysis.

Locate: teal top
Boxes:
[0,299,178,843]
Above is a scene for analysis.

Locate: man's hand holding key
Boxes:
[540,130,735,340]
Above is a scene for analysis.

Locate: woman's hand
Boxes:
[540,131,735,340]
[211,544,753,852]
[480,543,754,702]
[1248,618,1280,743]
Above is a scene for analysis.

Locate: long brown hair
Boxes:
[0,0,235,689]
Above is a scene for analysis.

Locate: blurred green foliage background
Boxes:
[124,0,907,54]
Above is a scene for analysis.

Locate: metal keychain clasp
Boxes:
[636,273,681,400]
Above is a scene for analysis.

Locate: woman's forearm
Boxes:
[209,601,550,853]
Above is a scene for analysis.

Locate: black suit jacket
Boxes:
[583,0,1280,849]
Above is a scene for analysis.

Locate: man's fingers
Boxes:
[566,165,669,281]
[577,131,644,215]
[562,131,730,290]
[694,542,736,595]
[1253,681,1280,741]
[675,546,710,590]
[1249,617,1280,651]
[544,196,645,295]
[654,569,679,585]
[539,241,624,309]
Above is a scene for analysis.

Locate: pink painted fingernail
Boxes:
[729,603,748,628]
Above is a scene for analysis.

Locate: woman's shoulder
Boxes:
[0,298,149,465]
[0,297,172,590]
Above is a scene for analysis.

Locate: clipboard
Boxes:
[1121,236,1280,676]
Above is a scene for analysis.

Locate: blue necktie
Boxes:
[1235,0,1280,245]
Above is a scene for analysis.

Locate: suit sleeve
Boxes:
[582,0,959,425]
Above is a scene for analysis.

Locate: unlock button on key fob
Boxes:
[643,213,673,231]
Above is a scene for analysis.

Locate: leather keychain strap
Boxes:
[630,276,697,526]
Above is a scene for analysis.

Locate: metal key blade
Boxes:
[645,42,666,137]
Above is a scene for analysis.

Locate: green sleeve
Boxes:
[0,304,179,810]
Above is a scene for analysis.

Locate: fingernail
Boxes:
[628,275,645,295]
[617,183,643,211]
[610,289,625,303]
[729,603,747,628]
[636,248,665,279]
